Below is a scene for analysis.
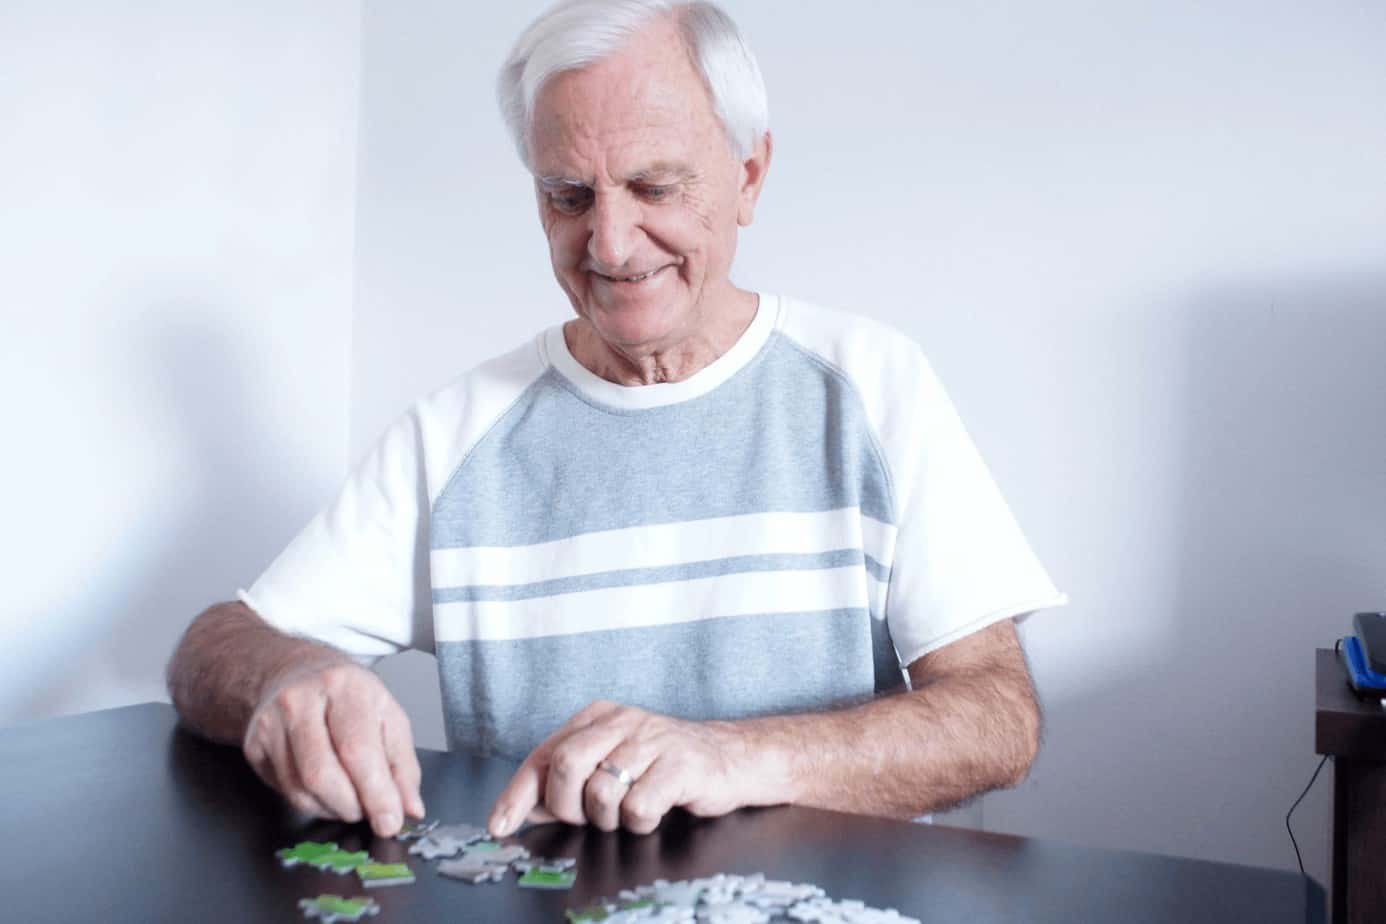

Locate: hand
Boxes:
[488,700,754,837]
[242,661,424,837]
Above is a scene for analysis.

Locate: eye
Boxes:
[548,187,593,215]
[636,184,674,202]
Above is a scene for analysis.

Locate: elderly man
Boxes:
[167,0,1064,841]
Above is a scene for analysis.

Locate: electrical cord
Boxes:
[1284,639,1341,878]
[1286,754,1330,877]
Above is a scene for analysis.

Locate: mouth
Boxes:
[595,265,668,285]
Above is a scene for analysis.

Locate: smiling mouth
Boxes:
[597,266,667,284]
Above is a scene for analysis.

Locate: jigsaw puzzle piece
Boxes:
[355,862,416,888]
[278,842,342,869]
[408,823,490,859]
[394,817,439,841]
[517,866,577,889]
[297,894,380,923]
[315,850,371,875]
[436,851,509,884]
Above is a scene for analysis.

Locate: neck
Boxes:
[564,289,759,386]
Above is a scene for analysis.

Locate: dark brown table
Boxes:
[1315,647,1386,923]
[0,703,1323,922]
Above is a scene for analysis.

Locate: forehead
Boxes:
[528,21,729,181]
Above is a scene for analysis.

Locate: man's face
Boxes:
[528,19,765,352]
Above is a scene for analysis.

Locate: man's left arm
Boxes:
[488,617,1039,835]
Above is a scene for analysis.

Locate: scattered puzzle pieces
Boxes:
[281,825,918,923]
[356,862,416,888]
[297,894,380,923]
[586,875,916,924]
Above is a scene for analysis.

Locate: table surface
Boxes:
[0,703,1323,923]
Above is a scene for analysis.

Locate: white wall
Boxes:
[348,0,1386,890]
[0,3,362,722]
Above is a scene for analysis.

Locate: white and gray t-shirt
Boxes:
[241,294,1065,759]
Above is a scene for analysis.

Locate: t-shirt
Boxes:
[240,293,1066,759]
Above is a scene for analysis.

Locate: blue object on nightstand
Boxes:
[1340,634,1386,698]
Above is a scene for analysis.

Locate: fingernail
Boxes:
[381,812,400,834]
[492,811,510,836]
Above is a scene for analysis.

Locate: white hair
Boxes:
[497,0,769,168]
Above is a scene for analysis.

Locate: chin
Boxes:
[583,295,685,349]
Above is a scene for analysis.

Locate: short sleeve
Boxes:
[882,352,1067,667]
[238,410,434,665]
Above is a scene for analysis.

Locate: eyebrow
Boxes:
[537,176,589,190]
[537,162,695,188]
[627,162,695,183]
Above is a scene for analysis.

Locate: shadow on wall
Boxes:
[986,272,1385,883]
[1165,271,1386,876]
[15,305,315,722]
[1173,271,1386,670]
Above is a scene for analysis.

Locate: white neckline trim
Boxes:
[540,293,780,410]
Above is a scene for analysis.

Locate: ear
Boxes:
[735,131,773,227]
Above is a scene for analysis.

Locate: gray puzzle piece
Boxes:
[408,823,490,860]
[437,854,509,884]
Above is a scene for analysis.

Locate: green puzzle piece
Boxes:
[277,841,373,874]
[298,893,380,923]
[519,867,577,889]
[317,850,371,874]
[356,862,415,886]
[278,841,341,867]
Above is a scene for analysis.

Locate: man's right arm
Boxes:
[166,601,424,836]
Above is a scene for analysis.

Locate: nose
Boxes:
[586,189,640,272]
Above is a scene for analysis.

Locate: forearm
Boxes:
[722,652,1040,818]
[166,600,353,745]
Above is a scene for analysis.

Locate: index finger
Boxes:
[327,703,405,837]
[381,702,425,820]
[488,701,622,836]
[488,748,548,838]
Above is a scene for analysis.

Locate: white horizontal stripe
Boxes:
[432,507,898,589]
[434,565,870,642]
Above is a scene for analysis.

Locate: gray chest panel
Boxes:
[429,334,902,757]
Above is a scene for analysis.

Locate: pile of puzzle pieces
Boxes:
[566,873,920,924]
[404,820,576,888]
[275,818,579,921]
